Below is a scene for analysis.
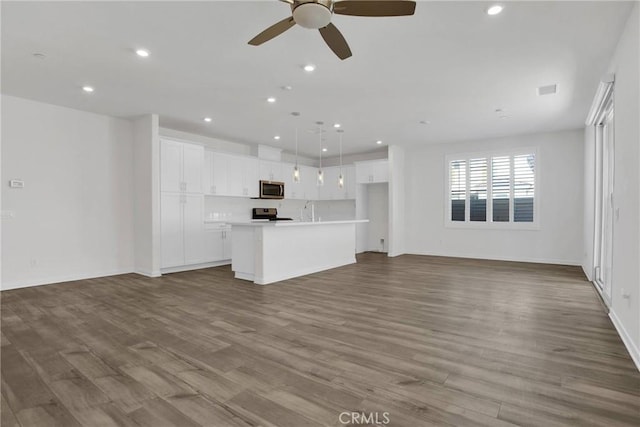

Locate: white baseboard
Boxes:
[134,269,162,278]
[609,309,640,372]
[405,250,581,266]
[161,260,230,275]
[1,268,134,291]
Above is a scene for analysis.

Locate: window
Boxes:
[447,150,537,226]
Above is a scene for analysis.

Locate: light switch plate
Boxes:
[9,179,25,189]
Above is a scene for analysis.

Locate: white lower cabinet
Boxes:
[204,224,232,262]
[161,193,204,269]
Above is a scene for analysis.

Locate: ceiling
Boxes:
[1,1,633,158]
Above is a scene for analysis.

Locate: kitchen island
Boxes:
[230,220,368,285]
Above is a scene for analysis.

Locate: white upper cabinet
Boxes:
[161,140,184,193]
[243,157,259,198]
[259,160,283,182]
[161,139,204,193]
[355,159,389,184]
[204,150,260,197]
[182,143,204,193]
[300,165,319,200]
[318,165,356,200]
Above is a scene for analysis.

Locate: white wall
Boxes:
[133,115,161,277]
[405,129,584,265]
[388,145,406,257]
[1,95,135,289]
[598,4,639,369]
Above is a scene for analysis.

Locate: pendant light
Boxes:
[293,127,300,183]
[317,125,324,186]
[291,112,301,183]
[337,129,344,188]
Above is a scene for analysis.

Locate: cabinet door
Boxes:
[243,157,259,198]
[182,143,204,193]
[281,162,295,199]
[300,165,319,200]
[372,160,389,183]
[226,154,245,197]
[318,167,337,200]
[222,228,232,259]
[183,194,204,265]
[259,160,282,182]
[211,153,228,195]
[355,162,372,184]
[345,165,356,199]
[203,150,214,195]
[161,140,183,192]
[204,229,225,262]
[161,193,184,268]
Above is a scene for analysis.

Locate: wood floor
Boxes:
[2,253,639,427]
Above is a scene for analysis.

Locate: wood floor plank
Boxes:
[2,253,639,426]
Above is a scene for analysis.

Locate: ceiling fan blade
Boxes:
[248,16,296,46]
[333,0,416,17]
[279,0,294,3]
[319,23,352,60]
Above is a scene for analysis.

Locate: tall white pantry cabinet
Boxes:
[160,139,205,269]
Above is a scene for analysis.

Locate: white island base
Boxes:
[230,220,368,285]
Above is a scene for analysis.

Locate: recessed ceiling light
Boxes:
[136,49,150,57]
[419,120,430,125]
[322,148,328,152]
[304,64,316,72]
[281,85,293,91]
[487,5,503,16]
[203,117,212,123]
[267,97,276,103]
[291,111,301,116]
[494,108,503,113]
[82,86,94,93]
[333,123,341,128]
[376,140,383,145]
[274,135,281,140]
[32,53,46,59]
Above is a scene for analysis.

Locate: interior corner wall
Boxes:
[133,114,161,277]
[388,145,406,257]
[404,129,584,265]
[1,95,135,290]
[602,3,640,369]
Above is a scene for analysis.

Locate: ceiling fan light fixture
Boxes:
[293,2,332,29]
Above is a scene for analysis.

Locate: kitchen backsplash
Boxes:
[204,196,355,222]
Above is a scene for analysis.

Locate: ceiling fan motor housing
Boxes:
[292,0,333,29]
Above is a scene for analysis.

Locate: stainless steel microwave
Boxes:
[259,180,284,199]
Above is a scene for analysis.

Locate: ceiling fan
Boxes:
[248,0,417,60]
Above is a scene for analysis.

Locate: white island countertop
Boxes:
[228,219,368,227]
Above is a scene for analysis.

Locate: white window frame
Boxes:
[444,147,540,230]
